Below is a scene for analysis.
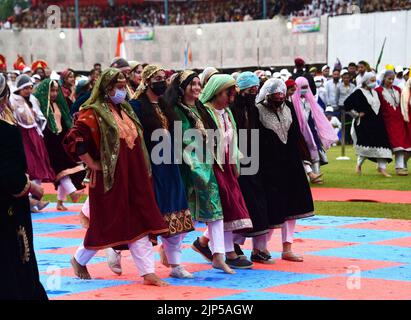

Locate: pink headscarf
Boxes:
[292,77,338,154]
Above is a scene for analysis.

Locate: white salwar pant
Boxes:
[82,197,90,218]
[161,233,186,265]
[395,151,406,169]
[203,220,234,254]
[357,156,388,170]
[74,236,155,277]
[57,176,77,201]
[233,219,298,252]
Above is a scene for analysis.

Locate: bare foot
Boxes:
[159,244,170,268]
[37,201,50,211]
[377,168,392,178]
[356,165,362,175]
[79,211,89,229]
[282,251,304,262]
[212,254,235,274]
[57,201,68,211]
[71,256,91,279]
[143,273,169,287]
[70,191,84,203]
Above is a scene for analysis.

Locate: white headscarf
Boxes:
[256,78,287,104]
[256,78,292,144]
[199,67,219,87]
[360,72,376,87]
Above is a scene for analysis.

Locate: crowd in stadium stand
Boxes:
[1,0,411,29]
[293,0,411,17]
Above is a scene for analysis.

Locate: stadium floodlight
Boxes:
[196,26,203,36]
[59,30,66,39]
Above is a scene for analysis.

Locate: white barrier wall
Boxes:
[0,15,328,71]
[328,10,411,68]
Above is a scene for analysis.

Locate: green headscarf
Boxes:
[199,74,236,104]
[80,67,151,193]
[198,74,242,174]
[34,79,73,134]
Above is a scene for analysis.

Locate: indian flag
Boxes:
[115,28,127,59]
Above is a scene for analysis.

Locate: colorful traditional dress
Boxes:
[292,77,338,166]
[376,85,411,153]
[344,88,393,162]
[173,102,224,223]
[256,99,315,227]
[130,95,195,237]
[204,103,253,233]
[64,68,168,250]
[9,93,55,182]
[34,79,86,190]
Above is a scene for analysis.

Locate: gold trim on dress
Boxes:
[17,226,31,264]
[12,174,30,198]
[163,209,195,237]
[55,165,86,182]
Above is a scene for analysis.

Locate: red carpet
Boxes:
[311,188,411,204]
[44,183,411,204]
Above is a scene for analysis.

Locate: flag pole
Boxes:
[375,37,387,73]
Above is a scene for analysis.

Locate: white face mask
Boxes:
[367,82,377,90]
[315,82,322,88]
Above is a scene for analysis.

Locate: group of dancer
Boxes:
[344,69,411,177]
[2,56,411,298]
[63,62,333,286]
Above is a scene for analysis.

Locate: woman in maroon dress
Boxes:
[64,68,170,286]
[34,79,86,211]
[376,70,411,176]
[9,75,55,212]
[197,74,254,272]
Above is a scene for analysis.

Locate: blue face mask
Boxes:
[300,89,309,96]
[109,88,127,105]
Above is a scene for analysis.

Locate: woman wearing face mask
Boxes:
[292,77,338,179]
[255,79,315,262]
[196,74,254,273]
[0,75,48,300]
[230,72,272,264]
[344,72,393,177]
[314,76,328,111]
[165,70,231,273]
[9,75,55,212]
[102,65,173,276]
[63,68,169,286]
[34,80,86,211]
[127,65,195,279]
[286,79,323,184]
[376,70,411,176]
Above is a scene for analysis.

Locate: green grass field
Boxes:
[318,145,411,191]
[315,145,410,220]
[43,145,410,220]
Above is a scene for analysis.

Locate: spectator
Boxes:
[325,69,341,109]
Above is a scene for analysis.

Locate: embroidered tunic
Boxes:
[344,88,393,161]
[376,86,411,152]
